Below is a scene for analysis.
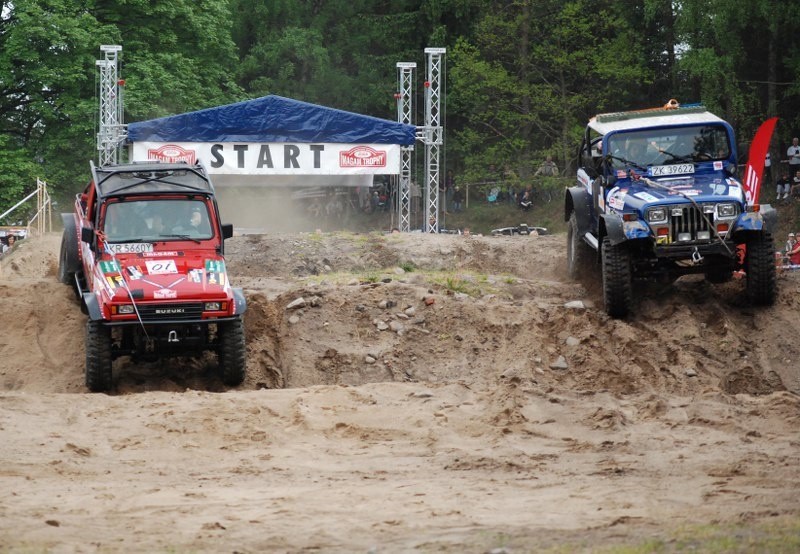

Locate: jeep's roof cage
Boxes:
[90,160,215,199]
[588,99,726,136]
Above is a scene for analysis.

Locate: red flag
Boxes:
[742,117,778,205]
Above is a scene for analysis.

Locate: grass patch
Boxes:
[399,260,416,273]
[443,179,567,235]
[428,271,496,297]
[525,516,800,554]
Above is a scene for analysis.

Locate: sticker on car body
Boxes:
[145,259,178,275]
[634,192,659,203]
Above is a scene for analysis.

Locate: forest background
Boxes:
[1,0,798,217]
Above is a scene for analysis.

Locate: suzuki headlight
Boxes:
[717,203,736,218]
[204,302,222,312]
[646,207,667,223]
[118,304,135,314]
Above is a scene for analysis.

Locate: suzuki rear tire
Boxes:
[219,318,246,386]
[58,224,80,287]
[567,212,592,280]
[601,236,633,318]
[746,233,777,305]
[86,321,113,392]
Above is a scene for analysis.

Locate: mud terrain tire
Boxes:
[219,318,246,386]
[567,212,592,280]
[602,236,633,318]
[745,234,777,305]
[57,223,80,288]
[86,321,113,392]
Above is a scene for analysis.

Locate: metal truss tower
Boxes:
[395,62,416,232]
[96,45,127,167]
[422,48,445,232]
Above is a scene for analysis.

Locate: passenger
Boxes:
[172,207,209,236]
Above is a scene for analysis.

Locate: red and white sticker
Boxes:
[145,259,178,274]
[154,289,178,299]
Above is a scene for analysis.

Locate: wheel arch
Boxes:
[565,186,592,233]
[83,292,104,321]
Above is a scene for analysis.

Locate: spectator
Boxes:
[788,234,800,266]
[518,187,533,211]
[452,186,464,212]
[776,171,791,200]
[764,152,773,185]
[357,186,371,212]
[534,155,559,177]
[444,170,455,213]
[410,179,421,214]
[1,234,16,255]
[792,169,800,199]
[788,138,800,173]
[785,232,796,256]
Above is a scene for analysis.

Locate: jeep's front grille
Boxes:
[137,302,204,321]
[669,204,713,240]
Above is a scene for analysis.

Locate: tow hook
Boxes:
[692,247,703,264]
[168,330,180,343]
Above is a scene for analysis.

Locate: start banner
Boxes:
[131,142,402,175]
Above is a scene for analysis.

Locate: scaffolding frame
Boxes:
[421,48,445,233]
[395,62,416,232]
[96,45,127,167]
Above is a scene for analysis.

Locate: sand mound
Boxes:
[1,231,798,552]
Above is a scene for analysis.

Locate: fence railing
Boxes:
[0,178,52,237]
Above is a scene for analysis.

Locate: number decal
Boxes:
[145,260,178,274]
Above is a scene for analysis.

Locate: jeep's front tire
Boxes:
[601,236,633,318]
[567,212,592,280]
[86,321,113,392]
[745,234,777,305]
[219,318,246,386]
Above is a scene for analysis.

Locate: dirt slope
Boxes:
[1,231,798,552]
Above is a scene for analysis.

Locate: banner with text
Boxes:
[131,142,402,175]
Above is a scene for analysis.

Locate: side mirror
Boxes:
[80,227,95,244]
[221,223,234,240]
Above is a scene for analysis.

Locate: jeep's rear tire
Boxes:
[58,223,80,289]
[745,234,777,305]
[86,321,113,392]
[219,318,246,386]
[601,236,633,318]
[567,212,592,280]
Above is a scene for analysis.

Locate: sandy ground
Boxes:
[1,231,799,552]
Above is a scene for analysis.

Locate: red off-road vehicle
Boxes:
[58,161,247,392]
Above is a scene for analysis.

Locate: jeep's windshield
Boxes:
[606,124,732,170]
[102,199,213,243]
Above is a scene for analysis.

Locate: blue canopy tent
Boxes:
[128,95,416,145]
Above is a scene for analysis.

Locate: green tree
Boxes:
[448,0,647,183]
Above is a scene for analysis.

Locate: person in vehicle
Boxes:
[172,206,210,236]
